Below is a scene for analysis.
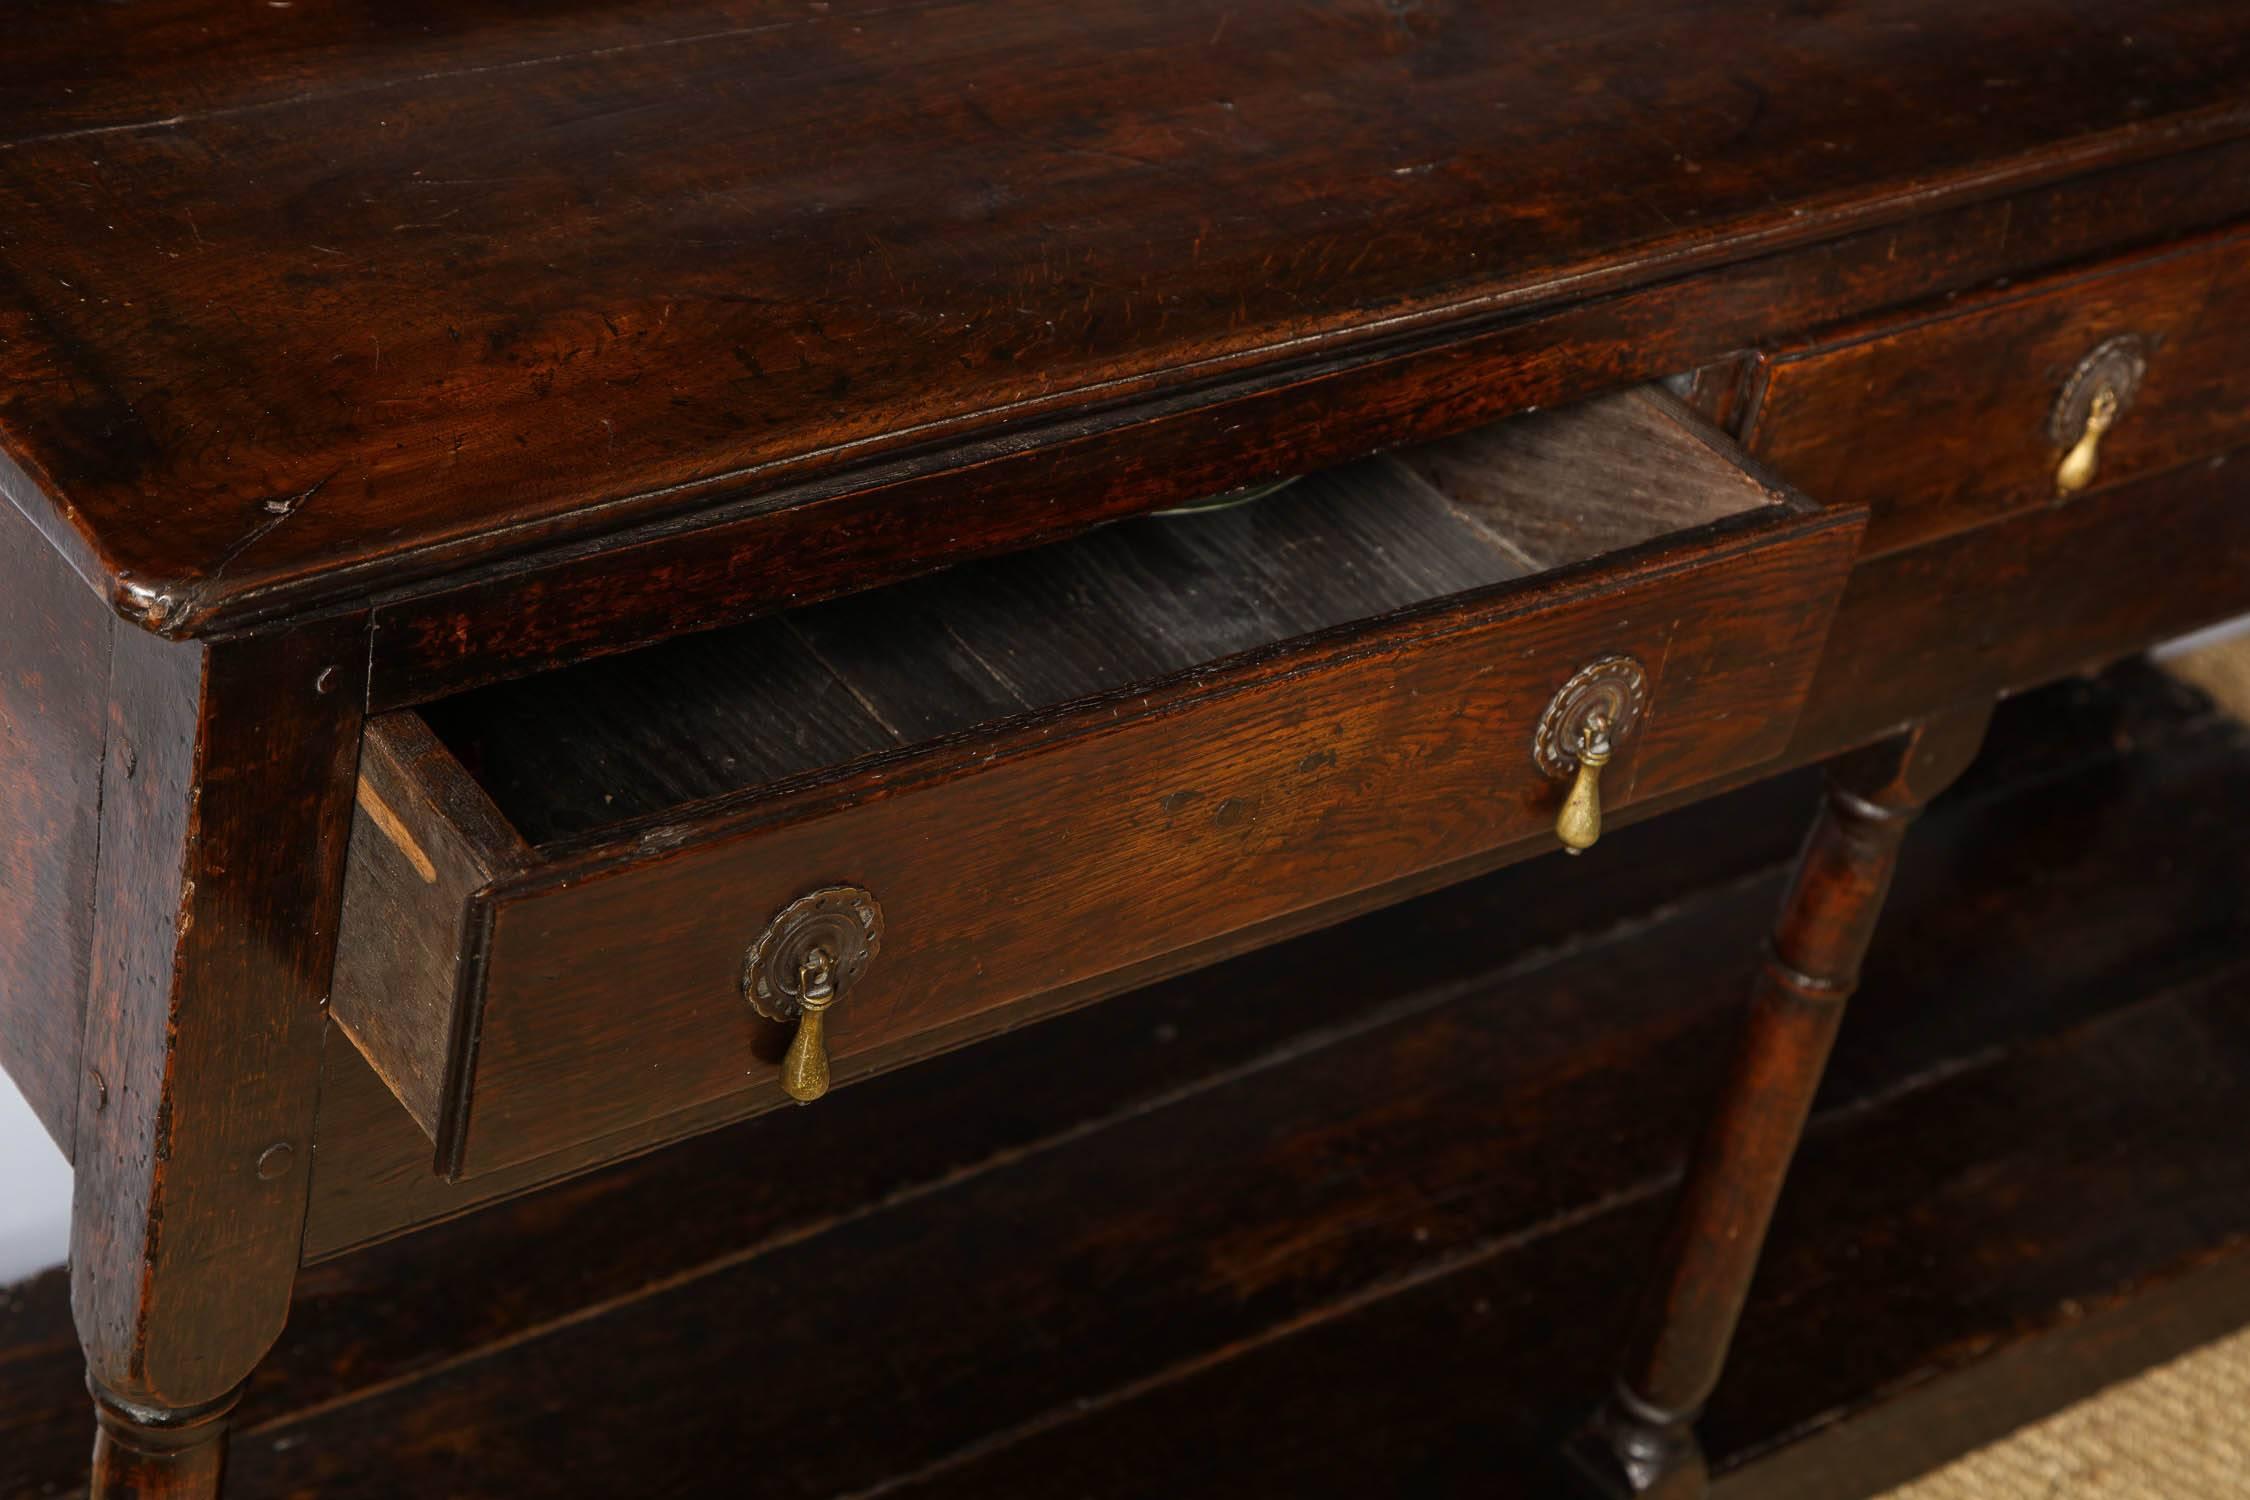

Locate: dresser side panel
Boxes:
[0,499,114,1158]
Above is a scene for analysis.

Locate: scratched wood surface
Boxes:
[329,715,529,1143]
[352,140,2250,712]
[1737,224,2250,559]
[1793,442,2250,761]
[11,666,2245,1500]
[425,390,1770,841]
[0,497,112,1158]
[0,0,2245,634]
[69,621,366,1454]
[332,391,1852,1179]
[321,428,2250,1222]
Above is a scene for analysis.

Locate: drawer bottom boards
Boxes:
[330,389,1859,1181]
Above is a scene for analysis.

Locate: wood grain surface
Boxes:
[876,710,2250,1500]
[0,1,2245,637]
[325,391,1847,1172]
[71,623,366,1421]
[0,496,112,1157]
[315,399,2250,1231]
[329,716,527,1142]
[1739,225,2250,558]
[1573,706,1995,1498]
[372,511,1856,1176]
[1794,445,2250,758]
[0,8,2244,1497]
[0,668,2227,1500]
[301,711,1843,1259]
[425,391,1773,840]
[360,136,2250,709]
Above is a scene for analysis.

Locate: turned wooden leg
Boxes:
[1566,704,1994,1498]
[88,1383,245,1498]
[70,623,367,1500]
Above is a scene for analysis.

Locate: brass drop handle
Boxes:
[1534,655,1649,857]
[782,949,837,1102]
[1554,714,1613,855]
[743,885,884,1106]
[2049,336,2147,498]
[2054,384,2119,495]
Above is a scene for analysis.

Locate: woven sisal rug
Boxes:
[1877,1322,2250,1498]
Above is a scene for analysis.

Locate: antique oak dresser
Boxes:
[1,3,2247,1496]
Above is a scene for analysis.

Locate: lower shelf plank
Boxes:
[1723,1245,2250,1500]
[882,962,2250,1500]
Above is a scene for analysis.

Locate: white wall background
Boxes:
[0,1071,71,1283]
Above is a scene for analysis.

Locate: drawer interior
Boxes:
[422,390,1789,847]
[337,384,1856,1180]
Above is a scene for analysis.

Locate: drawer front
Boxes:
[1792,439,2250,761]
[1738,227,2250,559]
[439,514,1860,1178]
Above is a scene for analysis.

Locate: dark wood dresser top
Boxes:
[2,0,2247,638]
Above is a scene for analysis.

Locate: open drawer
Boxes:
[332,390,1863,1180]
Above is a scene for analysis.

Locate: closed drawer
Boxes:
[1733,226,2250,560]
[332,390,1862,1180]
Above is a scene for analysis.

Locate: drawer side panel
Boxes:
[332,717,524,1140]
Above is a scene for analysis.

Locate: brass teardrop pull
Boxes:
[743,886,884,1106]
[782,949,837,1102]
[1555,714,1613,855]
[2050,336,2147,497]
[2054,384,2119,495]
[1534,656,1649,856]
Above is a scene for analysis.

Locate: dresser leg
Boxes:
[69,623,369,1500]
[88,1383,244,1499]
[1564,703,1994,1499]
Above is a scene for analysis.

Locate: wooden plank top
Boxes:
[1,0,2246,635]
